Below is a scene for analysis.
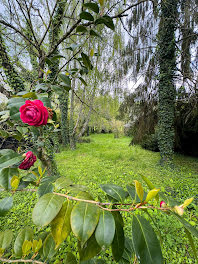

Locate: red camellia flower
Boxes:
[19,151,37,170]
[19,100,49,126]
[160,201,166,208]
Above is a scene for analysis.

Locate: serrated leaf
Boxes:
[84,3,99,13]
[11,175,20,190]
[43,234,56,259]
[0,230,13,249]
[22,240,32,256]
[0,153,23,169]
[79,233,101,261]
[71,202,99,244]
[51,201,72,247]
[95,210,115,247]
[80,11,94,21]
[134,181,144,202]
[0,197,13,216]
[111,211,125,262]
[14,227,33,257]
[32,193,65,226]
[146,189,160,202]
[132,215,163,264]
[101,184,128,202]
[0,168,19,190]
[76,26,88,33]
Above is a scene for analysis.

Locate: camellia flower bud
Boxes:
[160,201,166,208]
[19,151,37,170]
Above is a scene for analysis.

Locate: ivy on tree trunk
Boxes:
[157,0,178,164]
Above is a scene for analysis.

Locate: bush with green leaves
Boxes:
[0,94,197,264]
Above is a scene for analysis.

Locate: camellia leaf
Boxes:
[22,240,32,256]
[0,168,19,190]
[95,210,115,247]
[0,196,13,216]
[54,177,73,190]
[184,228,198,261]
[43,234,56,259]
[32,193,65,226]
[80,11,94,21]
[83,3,99,13]
[79,233,101,261]
[111,211,125,262]
[37,182,54,198]
[71,202,99,245]
[76,25,88,33]
[14,227,33,257]
[11,175,20,190]
[32,239,42,253]
[182,197,194,208]
[0,153,23,169]
[65,252,77,264]
[140,175,159,202]
[119,237,134,264]
[100,184,128,202]
[134,180,144,202]
[145,189,160,202]
[172,213,198,238]
[0,230,13,249]
[51,201,73,247]
[132,215,163,264]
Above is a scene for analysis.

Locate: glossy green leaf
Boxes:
[0,168,19,190]
[83,3,99,13]
[79,77,87,86]
[0,149,15,157]
[0,197,13,216]
[111,211,125,262]
[95,210,115,247]
[22,173,37,182]
[71,202,99,244]
[0,230,13,249]
[90,30,101,38]
[132,215,163,264]
[59,74,71,88]
[140,175,159,202]
[119,237,134,264]
[172,213,198,238]
[185,228,198,261]
[134,180,144,202]
[100,184,128,202]
[22,240,32,256]
[76,26,88,33]
[55,177,73,190]
[11,175,20,190]
[37,182,54,198]
[0,153,23,169]
[32,239,42,253]
[79,233,101,261]
[65,252,77,264]
[51,201,72,247]
[14,227,33,257]
[43,234,56,259]
[81,52,93,70]
[145,189,160,202]
[32,193,65,226]
[80,11,94,21]
[95,15,114,30]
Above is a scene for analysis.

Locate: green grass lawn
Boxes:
[0,134,198,263]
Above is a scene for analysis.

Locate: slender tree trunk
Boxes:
[157,0,178,164]
[60,91,69,146]
[69,77,76,150]
[0,29,25,93]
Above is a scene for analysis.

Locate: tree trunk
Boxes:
[157,0,178,164]
[69,77,76,150]
[60,91,69,146]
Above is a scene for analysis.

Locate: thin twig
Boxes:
[0,258,45,264]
